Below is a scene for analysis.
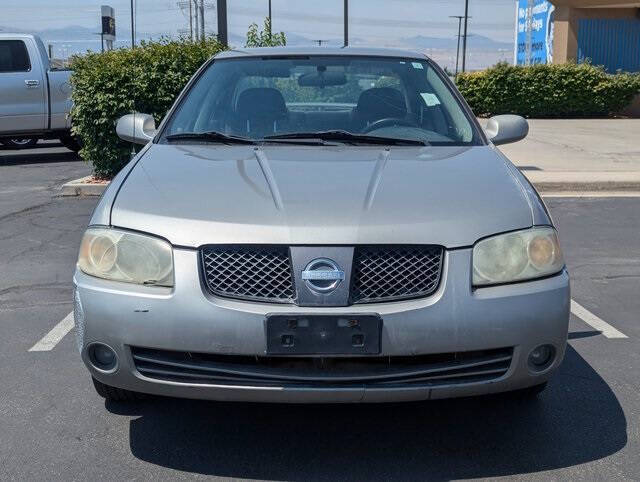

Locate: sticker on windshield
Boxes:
[420,93,441,106]
[411,62,424,69]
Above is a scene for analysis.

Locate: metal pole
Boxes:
[130,0,135,48]
[101,33,104,53]
[189,0,193,41]
[268,0,272,41]
[525,0,534,65]
[450,15,463,76]
[343,0,348,47]
[200,0,205,40]
[455,18,461,75]
[193,0,199,41]
[217,0,228,46]
[461,0,469,72]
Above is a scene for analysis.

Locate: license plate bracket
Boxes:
[266,314,382,355]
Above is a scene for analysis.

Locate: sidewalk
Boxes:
[495,119,640,193]
[60,119,640,196]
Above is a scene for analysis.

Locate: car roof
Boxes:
[215,46,428,60]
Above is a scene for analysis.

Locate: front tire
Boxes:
[60,135,81,153]
[92,377,146,401]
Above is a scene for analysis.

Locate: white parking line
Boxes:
[571,300,628,339]
[28,311,74,352]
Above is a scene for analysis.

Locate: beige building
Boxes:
[551,0,640,65]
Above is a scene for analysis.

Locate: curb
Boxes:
[61,176,110,196]
[60,172,640,197]
[522,171,640,193]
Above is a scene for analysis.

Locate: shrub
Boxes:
[456,62,640,118]
[245,18,287,47]
[70,37,226,178]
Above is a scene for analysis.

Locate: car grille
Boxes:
[200,245,444,304]
[132,346,512,388]
[201,245,295,303]
[351,246,444,303]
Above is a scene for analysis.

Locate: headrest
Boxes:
[236,87,287,120]
[355,87,407,121]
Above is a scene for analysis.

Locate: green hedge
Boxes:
[456,62,640,118]
[70,38,225,178]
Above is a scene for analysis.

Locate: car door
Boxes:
[0,39,46,133]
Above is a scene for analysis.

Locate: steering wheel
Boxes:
[361,117,419,134]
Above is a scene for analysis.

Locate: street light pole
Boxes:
[268,0,272,41]
[217,0,228,46]
[461,0,469,72]
[343,0,348,47]
[130,0,135,48]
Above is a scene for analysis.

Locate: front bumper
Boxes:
[74,247,570,403]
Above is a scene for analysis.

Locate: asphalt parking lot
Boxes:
[1,145,639,480]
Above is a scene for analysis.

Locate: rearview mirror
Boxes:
[485,115,528,146]
[116,113,157,145]
[298,71,347,87]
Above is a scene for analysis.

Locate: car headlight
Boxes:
[77,227,174,286]
[473,227,564,286]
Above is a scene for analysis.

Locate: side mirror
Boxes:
[485,115,528,146]
[116,113,157,145]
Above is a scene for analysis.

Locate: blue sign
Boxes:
[515,0,555,65]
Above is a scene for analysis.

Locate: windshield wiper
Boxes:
[165,131,256,145]
[264,130,428,146]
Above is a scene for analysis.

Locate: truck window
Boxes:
[0,40,31,73]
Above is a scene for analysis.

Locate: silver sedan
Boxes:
[74,47,569,403]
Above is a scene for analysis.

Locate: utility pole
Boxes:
[200,0,205,40]
[268,0,272,41]
[449,15,463,76]
[217,0,228,46]
[343,0,348,47]
[193,0,199,41]
[130,0,135,48]
[189,0,193,41]
[461,0,469,72]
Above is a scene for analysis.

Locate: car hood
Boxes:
[111,144,534,248]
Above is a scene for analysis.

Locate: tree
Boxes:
[245,18,286,47]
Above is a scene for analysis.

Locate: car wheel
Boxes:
[1,138,38,148]
[60,135,81,153]
[92,377,146,401]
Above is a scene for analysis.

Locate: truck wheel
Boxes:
[92,377,146,401]
[60,135,81,153]
[1,138,38,148]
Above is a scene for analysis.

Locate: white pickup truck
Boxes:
[0,33,78,151]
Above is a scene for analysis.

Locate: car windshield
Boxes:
[161,55,482,146]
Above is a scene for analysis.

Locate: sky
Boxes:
[1,0,518,42]
[0,0,519,69]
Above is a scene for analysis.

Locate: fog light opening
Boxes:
[88,343,118,372]
[528,344,555,372]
